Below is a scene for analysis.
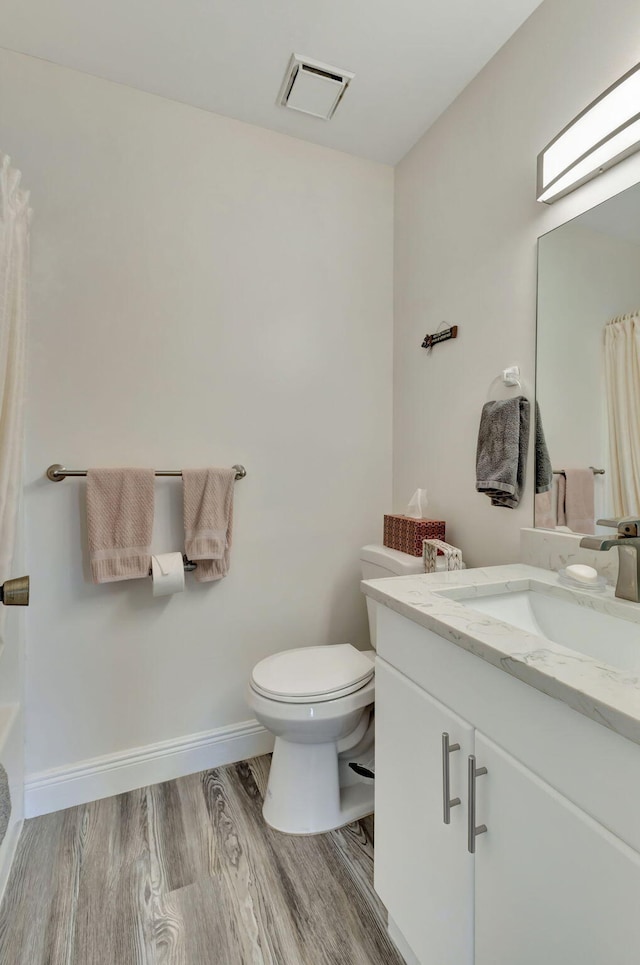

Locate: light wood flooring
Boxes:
[0,756,404,964]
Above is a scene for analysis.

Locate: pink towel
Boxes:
[561,469,595,535]
[535,489,556,530]
[86,469,155,583]
[182,468,235,582]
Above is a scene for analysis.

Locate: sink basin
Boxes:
[453,585,640,673]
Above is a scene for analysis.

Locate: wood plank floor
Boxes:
[0,756,404,965]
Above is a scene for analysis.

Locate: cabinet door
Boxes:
[474,733,640,965]
[375,658,474,965]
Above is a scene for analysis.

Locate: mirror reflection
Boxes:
[536,183,640,535]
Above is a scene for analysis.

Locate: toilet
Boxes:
[246,544,424,835]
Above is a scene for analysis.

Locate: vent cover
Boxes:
[278,54,354,120]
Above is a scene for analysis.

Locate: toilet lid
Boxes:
[251,644,374,701]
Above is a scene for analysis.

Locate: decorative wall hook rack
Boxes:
[421,325,458,351]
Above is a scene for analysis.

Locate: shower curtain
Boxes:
[0,154,30,584]
[604,313,640,517]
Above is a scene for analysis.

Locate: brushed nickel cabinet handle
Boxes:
[442,732,461,824]
[467,754,488,853]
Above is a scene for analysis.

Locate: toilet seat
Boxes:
[250,644,374,704]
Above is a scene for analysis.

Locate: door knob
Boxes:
[1,576,29,606]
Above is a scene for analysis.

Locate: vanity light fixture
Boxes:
[537,61,640,203]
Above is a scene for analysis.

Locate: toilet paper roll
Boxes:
[151,553,185,597]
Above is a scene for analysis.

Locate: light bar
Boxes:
[537,62,640,203]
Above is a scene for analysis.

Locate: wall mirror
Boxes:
[535,182,640,535]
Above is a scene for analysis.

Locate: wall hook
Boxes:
[421,324,458,351]
[502,365,521,387]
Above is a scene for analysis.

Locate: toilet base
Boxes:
[262,735,374,835]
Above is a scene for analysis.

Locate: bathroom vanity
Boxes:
[363,564,640,965]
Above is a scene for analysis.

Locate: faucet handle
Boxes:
[597,517,640,537]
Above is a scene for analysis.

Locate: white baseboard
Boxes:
[25,719,274,818]
[0,819,23,904]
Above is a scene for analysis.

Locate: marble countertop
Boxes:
[362,564,640,746]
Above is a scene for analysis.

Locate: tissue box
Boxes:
[383,515,446,557]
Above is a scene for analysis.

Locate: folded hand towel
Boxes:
[183,468,235,582]
[476,397,530,509]
[86,469,155,583]
[562,468,595,535]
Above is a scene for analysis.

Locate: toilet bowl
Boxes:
[247,544,425,835]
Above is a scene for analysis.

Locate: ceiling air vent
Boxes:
[278,55,354,121]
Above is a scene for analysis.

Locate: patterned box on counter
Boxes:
[383,515,446,557]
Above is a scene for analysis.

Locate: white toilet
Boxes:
[246,544,424,835]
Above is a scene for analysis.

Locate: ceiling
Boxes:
[0,0,543,164]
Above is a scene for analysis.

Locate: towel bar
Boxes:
[46,464,247,482]
[552,467,605,475]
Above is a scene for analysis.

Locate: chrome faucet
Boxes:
[580,517,640,602]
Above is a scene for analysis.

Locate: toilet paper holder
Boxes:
[148,555,196,576]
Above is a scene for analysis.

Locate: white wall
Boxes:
[0,50,393,789]
[537,222,640,527]
[5,0,640,808]
[393,0,640,566]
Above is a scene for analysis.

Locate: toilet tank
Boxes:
[360,545,424,649]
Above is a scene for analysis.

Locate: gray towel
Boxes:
[535,402,553,495]
[476,397,530,509]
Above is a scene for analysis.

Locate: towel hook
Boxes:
[502,366,521,388]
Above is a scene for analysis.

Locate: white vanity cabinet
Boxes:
[473,733,640,965]
[374,605,640,965]
[375,660,473,965]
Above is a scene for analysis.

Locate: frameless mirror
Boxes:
[535,182,640,535]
